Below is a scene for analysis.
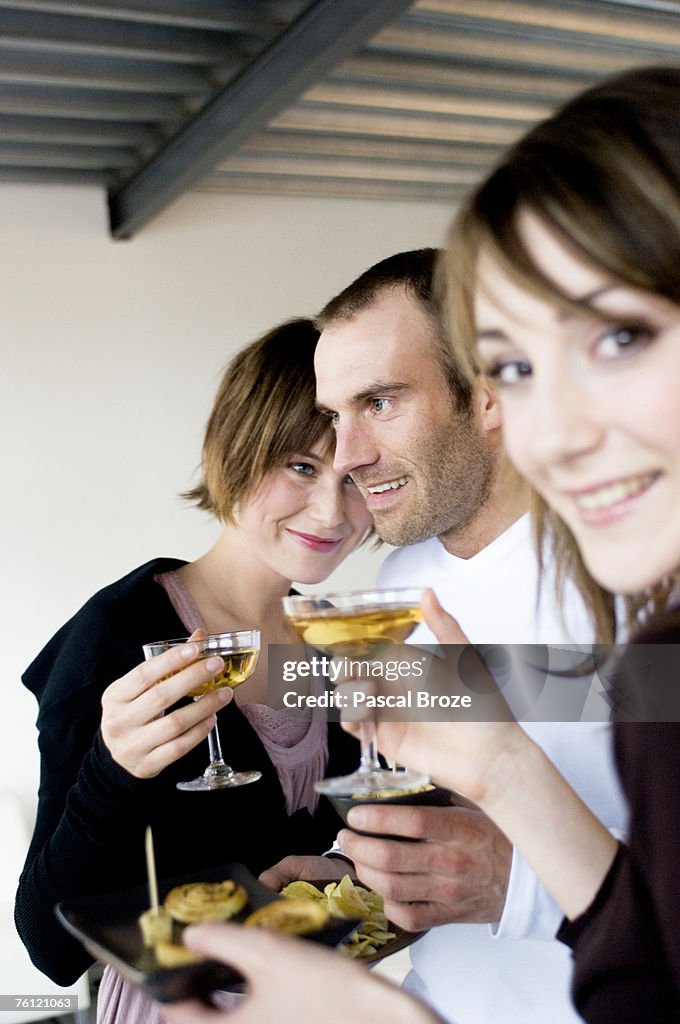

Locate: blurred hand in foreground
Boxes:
[160,922,443,1024]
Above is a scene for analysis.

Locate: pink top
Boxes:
[155,570,327,817]
[98,570,331,1024]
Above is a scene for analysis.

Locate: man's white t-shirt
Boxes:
[377,514,627,1024]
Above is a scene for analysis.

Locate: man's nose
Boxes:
[332,419,380,477]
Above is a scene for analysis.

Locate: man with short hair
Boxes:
[310,250,626,1024]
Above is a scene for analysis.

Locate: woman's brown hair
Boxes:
[441,66,680,642]
[184,318,333,522]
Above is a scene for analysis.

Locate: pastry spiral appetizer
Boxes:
[164,880,248,923]
[244,897,329,935]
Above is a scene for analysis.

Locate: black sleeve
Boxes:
[15,569,361,985]
[557,699,680,1024]
[15,598,165,984]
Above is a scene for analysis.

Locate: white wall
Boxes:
[0,182,454,820]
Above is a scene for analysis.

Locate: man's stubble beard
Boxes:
[373,411,498,548]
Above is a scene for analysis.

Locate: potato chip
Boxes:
[280,874,395,959]
[279,881,326,902]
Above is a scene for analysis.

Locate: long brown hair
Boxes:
[441,66,680,642]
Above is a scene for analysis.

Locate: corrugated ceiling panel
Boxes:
[0,0,679,231]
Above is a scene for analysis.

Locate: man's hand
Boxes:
[259,855,354,891]
[338,803,511,932]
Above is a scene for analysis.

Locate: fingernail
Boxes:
[216,688,232,703]
[181,642,198,659]
[347,808,366,828]
[205,656,223,673]
[182,924,203,948]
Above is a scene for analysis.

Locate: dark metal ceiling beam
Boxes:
[0,113,160,145]
[0,140,136,167]
[107,0,415,238]
[0,9,253,63]
[0,84,186,121]
[0,164,110,183]
[0,1,281,33]
[0,47,216,92]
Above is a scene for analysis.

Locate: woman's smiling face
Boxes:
[235,441,372,586]
[474,213,680,595]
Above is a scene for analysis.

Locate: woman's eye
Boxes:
[342,474,358,487]
[485,360,532,386]
[290,462,315,476]
[594,324,654,359]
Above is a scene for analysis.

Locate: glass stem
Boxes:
[359,721,382,773]
[206,723,229,771]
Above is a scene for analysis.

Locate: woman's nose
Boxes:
[527,376,604,464]
[307,476,347,529]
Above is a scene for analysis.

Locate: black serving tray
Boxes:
[56,861,359,1003]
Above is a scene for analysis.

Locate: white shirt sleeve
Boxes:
[490,721,628,942]
[491,845,564,941]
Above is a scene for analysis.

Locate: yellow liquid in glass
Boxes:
[186,649,259,696]
[287,605,422,657]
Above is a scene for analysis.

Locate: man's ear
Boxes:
[475,378,503,432]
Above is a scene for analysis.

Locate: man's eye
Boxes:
[290,462,315,476]
[370,397,391,413]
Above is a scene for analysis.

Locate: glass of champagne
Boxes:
[282,589,429,796]
[143,630,261,792]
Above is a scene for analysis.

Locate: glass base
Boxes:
[314,767,429,797]
[176,765,262,792]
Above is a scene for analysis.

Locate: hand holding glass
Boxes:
[282,589,429,796]
[142,630,261,792]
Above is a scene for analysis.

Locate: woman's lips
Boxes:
[286,529,343,552]
[565,471,659,526]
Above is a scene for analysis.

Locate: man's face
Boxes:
[314,288,497,547]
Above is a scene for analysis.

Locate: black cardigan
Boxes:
[558,613,680,1021]
[15,558,358,984]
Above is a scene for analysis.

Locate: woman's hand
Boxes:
[341,590,524,804]
[101,632,233,778]
[344,591,617,920]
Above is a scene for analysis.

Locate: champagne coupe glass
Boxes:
[143,630,262,792]
[282,589,429,796]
